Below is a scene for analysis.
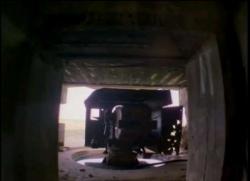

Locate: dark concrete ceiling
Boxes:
[4,1,223,87]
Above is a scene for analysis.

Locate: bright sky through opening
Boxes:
[59,87,186,127]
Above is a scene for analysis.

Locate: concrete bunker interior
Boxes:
[2,1,247,181]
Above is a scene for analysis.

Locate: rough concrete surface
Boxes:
[59,147,187,181]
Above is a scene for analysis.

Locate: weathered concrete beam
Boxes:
[60,54,187,67]
[62,82,187,89]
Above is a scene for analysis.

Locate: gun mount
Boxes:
[84,88,183,167]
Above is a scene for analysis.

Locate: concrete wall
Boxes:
[2,13,32,180]
[186,38,226,181]
[179,88,188,150]
[186,3,248,180]
[2,25,63,180]
[235,4,248,180]
[20,57,63,181]
[216,3,247,180]
[234,2,248,84]
[58,123,65,146]
[179,88,188,121]
[2,2,64,180]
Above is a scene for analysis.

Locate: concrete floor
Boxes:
[58,147,187,181]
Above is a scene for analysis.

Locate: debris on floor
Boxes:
[59,147,187,181]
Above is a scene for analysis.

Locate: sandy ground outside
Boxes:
[59,119,85,148]
[64,129,85,148]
